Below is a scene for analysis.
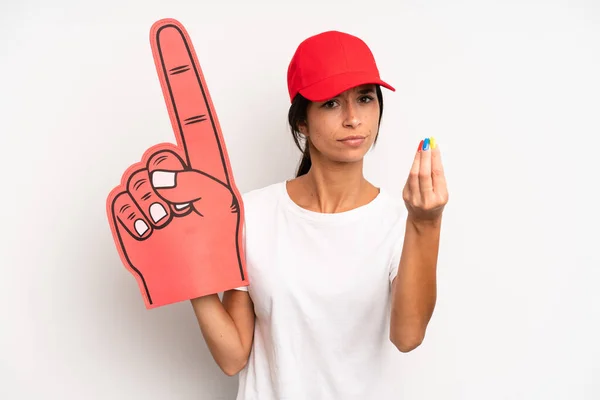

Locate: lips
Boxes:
[338,135,366,141]
[338,135,367,147]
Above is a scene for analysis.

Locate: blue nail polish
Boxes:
[422,138,430,151]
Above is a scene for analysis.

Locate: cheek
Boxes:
[307,130,328,153]
[314,128,335,141]
[308,120,337,144]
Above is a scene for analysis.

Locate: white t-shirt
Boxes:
[233,181,406,400]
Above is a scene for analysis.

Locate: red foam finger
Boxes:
[105,20,250,310]
[150,19,233,187]
[127,169,172,227]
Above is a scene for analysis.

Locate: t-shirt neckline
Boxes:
[279,180,384,223]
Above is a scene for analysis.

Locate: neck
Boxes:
[295,157,374,214]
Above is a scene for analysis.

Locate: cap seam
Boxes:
[297,44,306,89]
[338,34,349,70]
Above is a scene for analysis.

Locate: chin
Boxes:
[330,149,369,164]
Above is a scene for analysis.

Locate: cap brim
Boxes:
[298,71,395,102]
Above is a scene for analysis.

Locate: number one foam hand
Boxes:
[106,18,249,309]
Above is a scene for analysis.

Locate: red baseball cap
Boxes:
[287,30,395,102]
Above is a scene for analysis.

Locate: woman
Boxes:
[190,30,448,399]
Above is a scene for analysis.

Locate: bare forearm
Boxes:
[190,294,250,375]
[390,215,441,352]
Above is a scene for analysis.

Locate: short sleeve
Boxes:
[232,220,249,292]
[389,216,406,285]
[389,243,402,284]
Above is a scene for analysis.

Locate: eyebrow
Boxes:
[326,87,376,101]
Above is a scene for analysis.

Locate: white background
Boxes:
[1,0,599,399]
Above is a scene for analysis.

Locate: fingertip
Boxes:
[149,202,168,224]
[147,148,187,174]
[134,219,150,237]
[113,192,153,240]
[423,138,431,151]
[152,170,177,188]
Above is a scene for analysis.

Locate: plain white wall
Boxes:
[1,0,599,398]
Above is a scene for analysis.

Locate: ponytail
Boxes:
[288,93,311,177]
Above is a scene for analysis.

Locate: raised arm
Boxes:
[390,138,448,352]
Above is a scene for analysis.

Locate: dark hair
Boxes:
[287,85,385,177]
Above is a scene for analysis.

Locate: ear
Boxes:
[297,120,308,136]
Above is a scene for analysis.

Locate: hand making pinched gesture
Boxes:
[403,138,449,223]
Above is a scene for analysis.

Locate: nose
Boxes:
[342,103,361,128]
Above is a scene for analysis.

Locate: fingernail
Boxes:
[175,203,189,210]
[152,171,176,188]
[150,203,167,223]
[134,219,149,236]
[418,139,424,152]
[430,136,437,149]
[422,138,430,151]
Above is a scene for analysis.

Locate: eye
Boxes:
[359,95,374,103]
[322,100,337,109]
